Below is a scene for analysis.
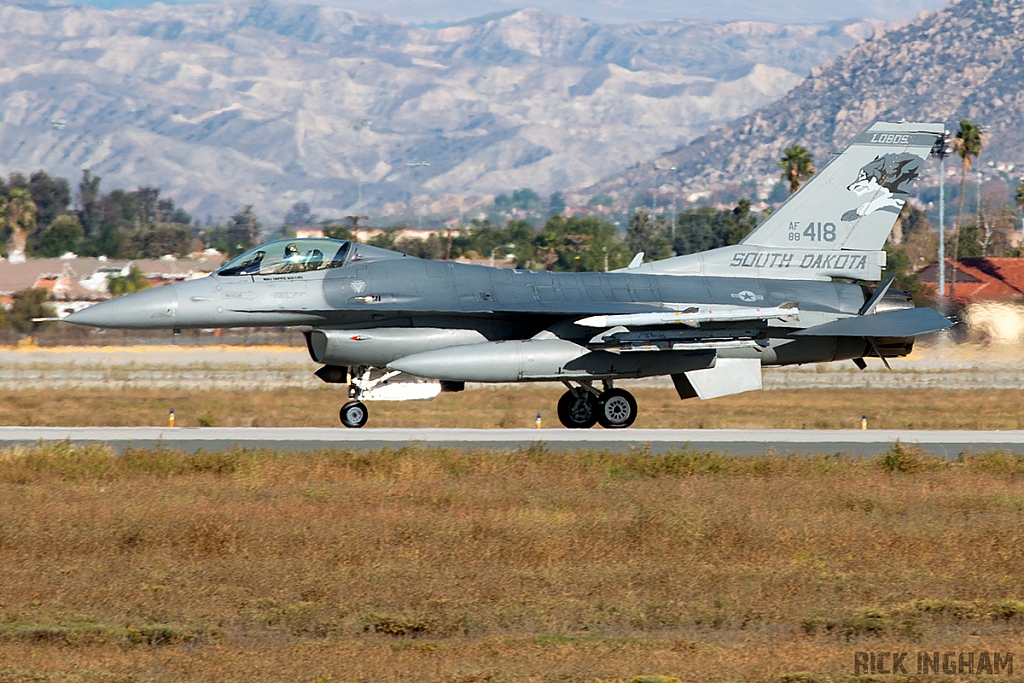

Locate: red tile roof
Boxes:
[0,255,224,299]
[918,258,1024,304]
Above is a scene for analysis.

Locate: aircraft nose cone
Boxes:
[66,284,178,329]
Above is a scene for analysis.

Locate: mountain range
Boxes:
[583,0,1024,207]
[34,0,951,25]
[0,0,886,220]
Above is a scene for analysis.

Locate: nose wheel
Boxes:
[340,400,369,428]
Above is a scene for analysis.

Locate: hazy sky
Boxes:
[76,0,952,24]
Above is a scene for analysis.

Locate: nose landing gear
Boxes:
[556,381,637,429]
[338,365,378,429]
[340,400,369,428]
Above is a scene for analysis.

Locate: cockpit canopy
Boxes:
[218,239,350,276]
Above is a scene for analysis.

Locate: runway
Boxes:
[1,426,1022,457]
[4,343,1024,390]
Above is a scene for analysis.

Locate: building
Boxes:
[0,253,225,317]
[351,228,446,243]
[918,258,1024,305]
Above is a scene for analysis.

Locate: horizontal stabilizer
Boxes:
[792,307,951,338]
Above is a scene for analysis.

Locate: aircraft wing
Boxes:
[791,307,951,338]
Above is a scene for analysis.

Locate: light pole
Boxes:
[406,161,430,229]
[670,191,678,243]
[490,243,516,268]
[353,119,372,213]
[564,234,590,272]
[931,131,951,308]
[977,171,983,213]
[978,170,987,254]
[654,164,677,251]
[653,163,676,215]
[651,166,657,211]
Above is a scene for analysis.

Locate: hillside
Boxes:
[0,0,885,220]
[579,0,1024,206]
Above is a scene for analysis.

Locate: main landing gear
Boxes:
[557,381,637,429]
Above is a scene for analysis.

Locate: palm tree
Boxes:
[949,119,984,300]
[1,188,37,261]
[779,145,815,194]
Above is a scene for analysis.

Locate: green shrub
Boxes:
[876,441,942,473]
[997,599,1024,620]
[369,615,433,637]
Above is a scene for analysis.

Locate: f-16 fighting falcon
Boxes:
[65,121,952,429]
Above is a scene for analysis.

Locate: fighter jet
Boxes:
[66,121,952,428]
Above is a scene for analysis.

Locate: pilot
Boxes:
[238,250,265,275]
[305,249,324,270]
[279,243,303,273]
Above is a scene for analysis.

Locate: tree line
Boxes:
[0,169,272,261]
[5,120,1022,283]
[1,170,195,259]
[0,166,762,272]
[344,201,759,272]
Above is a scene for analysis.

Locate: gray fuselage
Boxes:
[66,241,894,370]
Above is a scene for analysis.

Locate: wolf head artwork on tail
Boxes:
[841,152,922,222]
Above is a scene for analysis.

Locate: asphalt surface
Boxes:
[3,342,1024,390]
[2,426,1022,457]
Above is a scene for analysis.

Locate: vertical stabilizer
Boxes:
[640,121,944,281]
[741,121,943,251]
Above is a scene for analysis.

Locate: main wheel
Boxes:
[556,390,599,429]
[340,400,369,428]
[597,389,637,429]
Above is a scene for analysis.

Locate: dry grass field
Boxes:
[2,443,1024,682]
[0,386,1023,430]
